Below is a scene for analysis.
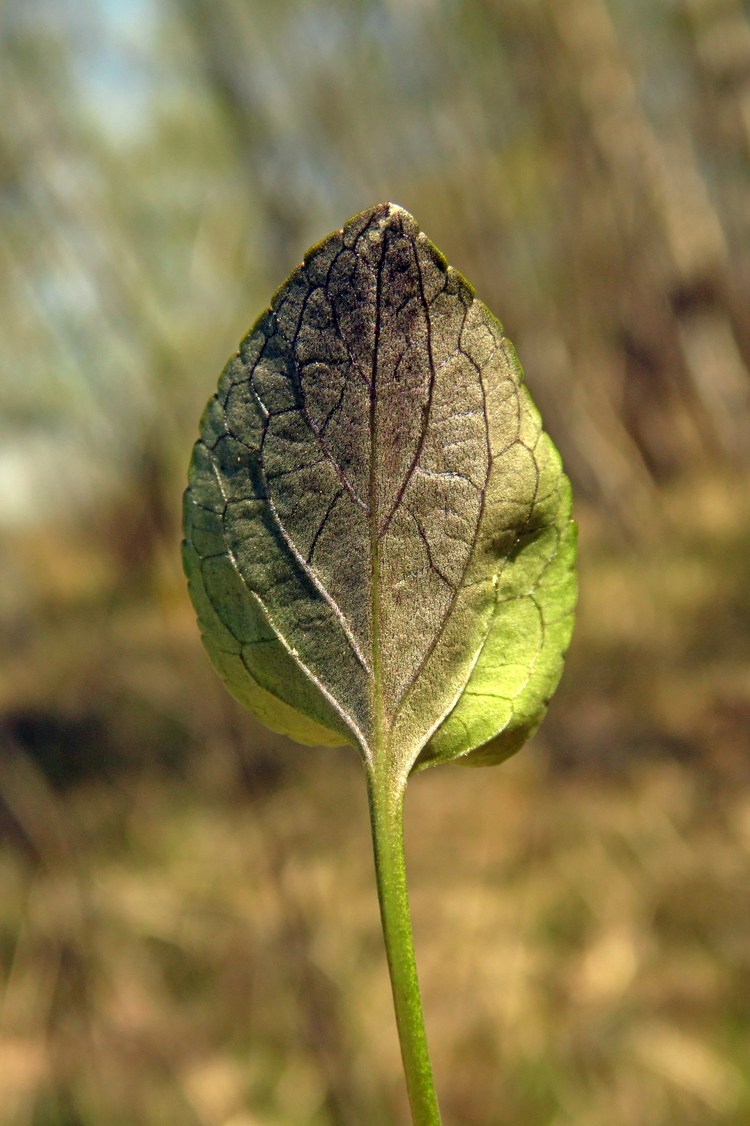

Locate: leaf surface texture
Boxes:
[183,203,576,773]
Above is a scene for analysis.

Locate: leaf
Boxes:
[183,203,576,777]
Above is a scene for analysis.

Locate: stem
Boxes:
[367,765,442,1126]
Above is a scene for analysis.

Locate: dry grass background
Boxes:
[1,475,749,1125]
[1,0,750,1122]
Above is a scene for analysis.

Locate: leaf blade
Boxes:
[183,203,576,769]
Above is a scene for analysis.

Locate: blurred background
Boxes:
[1,0,749,1123]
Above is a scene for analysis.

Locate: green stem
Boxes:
[367,765,442,1126]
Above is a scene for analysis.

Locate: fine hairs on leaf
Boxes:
[183,203,577,1125]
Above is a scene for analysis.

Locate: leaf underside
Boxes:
[183,203,576,778]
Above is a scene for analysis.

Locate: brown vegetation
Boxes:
[1,1,749,1122]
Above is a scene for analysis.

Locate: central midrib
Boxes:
[368,230,388,764]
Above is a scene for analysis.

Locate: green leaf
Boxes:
[183,203,576,776]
